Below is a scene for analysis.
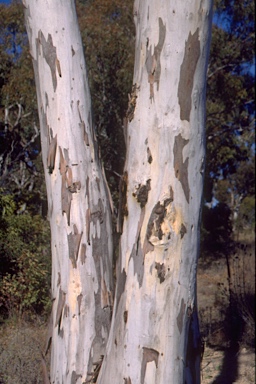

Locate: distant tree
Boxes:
[0,2,44,213]
[76,0,135,207]
[203,0,255,237]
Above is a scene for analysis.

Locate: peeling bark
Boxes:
[24,0,212,383]
[24,1,113,383]
[98,1,213,383]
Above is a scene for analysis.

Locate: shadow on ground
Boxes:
[212,302,246,384]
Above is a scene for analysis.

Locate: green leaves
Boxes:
[76,0,135,208]
[0,250,50,316]
[0,192,51,317]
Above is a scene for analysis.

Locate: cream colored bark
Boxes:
[24,1,113,383]
[98,1,213,383]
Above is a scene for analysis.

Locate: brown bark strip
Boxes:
[176,298,186,334]
[178,28,200,121]
[155,262,166,283]
[59,146,72,225]
[173,134,190,204]
[71,371,82,384]
[55,289,66,331]
[117,171,128,233]
[38,31,58,91]
[140,347,159,384]
[101,277,110,309]
[146,17,166,100]
[80,243,87,264]
[67,224,83,268]
[133,179,151,208]
[77,293,83,315]
[146,197,173,245]
[180,223,187,239]
[86,208,91,245]
[47,134,57,173]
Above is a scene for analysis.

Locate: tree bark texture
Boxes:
[98,1,213,383]
[24,2,113,383]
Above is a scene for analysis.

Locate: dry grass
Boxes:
[0,317,49,384]
[0,241,254,383]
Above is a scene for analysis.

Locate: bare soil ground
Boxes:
[197,241,255,384]
[201,346,255,384]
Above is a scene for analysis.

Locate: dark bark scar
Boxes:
[141,347,159,383]
[133,179,151,208]
[155,262,166,283]
[146,18,166,100]
[38,31,60,91]
[55,289,66,332]
[178,28,200,121]
[47,133,57,174]
[67,224,83,268]
[177,298,186,334]
[117,171,128,233]
[173,134,190,203]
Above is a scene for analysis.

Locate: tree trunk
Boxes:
[98,1,213,383]
[24,2,113,383]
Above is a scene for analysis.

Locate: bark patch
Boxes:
[180,223,187,239]
[77,294,83,315]
[123,310,128,324]
[38,31,59,92]
[59,147,72,225]
[155,262,166,283]
[147,147,153,163]
[124,378,132,384]
[146,18,166,100]
[77,100,89,146]
[67,224,83,268]
[141,347,159,384]
[146,197,173,246]
[133,179,151,208]
[55,289,66,331]
[47,133,57,174]
[101,277,111,309]
[80,243,87,264]
[130,209,146,286]
[117,171,128,233]
[116,269,127,314]
[177,298,186,334]
[71,371,82,384]
[173,134,190,203]
[178,28,200,121]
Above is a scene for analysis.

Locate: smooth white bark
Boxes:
[24,2,113,383]
[98,1,213,383]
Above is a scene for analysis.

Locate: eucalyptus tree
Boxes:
[24,0,213,383]
[24,2,114,382]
